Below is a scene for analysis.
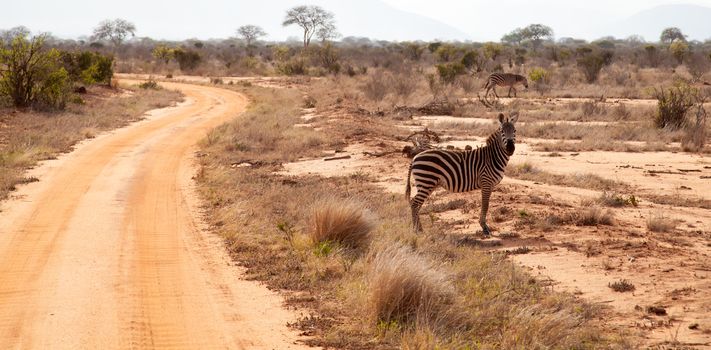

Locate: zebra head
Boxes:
[519,75,529,89]
[497,113,519,156]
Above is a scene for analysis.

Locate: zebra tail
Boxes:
[405,163,412,201]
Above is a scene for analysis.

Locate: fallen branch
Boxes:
[324,155,351,161]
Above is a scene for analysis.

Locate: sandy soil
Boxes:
[281,105,711,348]
[0,81,311,349]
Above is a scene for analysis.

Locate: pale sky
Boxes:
[2,0,710,42]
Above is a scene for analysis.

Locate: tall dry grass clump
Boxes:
[311,197,376,250]
[368,245,454,328]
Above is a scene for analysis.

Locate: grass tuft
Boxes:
[311,197,376,251]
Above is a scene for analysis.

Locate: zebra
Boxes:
[484,73,528,98]
[405,113,519,236]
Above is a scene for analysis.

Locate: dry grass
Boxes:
[576,207,616,226]
[311,197,376,251]
[368,245,454,327]
[196,83,625,348]
[0,85,183,201]
[506,162,625,192]
[647,212,677,232]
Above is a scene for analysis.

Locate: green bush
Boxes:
[0,33,71,110]
[277,58,307,76]
[528,67,548,83]
[173,48,201,72]
[35,67,71,110]
[576,50,613,83]
[60,51,114,85]
[435,63,465,85]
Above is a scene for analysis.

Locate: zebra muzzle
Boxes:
[506,141,515,155]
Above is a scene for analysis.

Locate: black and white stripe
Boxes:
[405,113,519,236]
[484,73,529,98]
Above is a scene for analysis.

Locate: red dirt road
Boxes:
[0,81,309,349]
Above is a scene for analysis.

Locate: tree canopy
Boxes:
[282,5,336,47]
[92,19,136,48]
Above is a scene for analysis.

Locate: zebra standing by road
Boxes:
[484,73,528,98]
[405,113,519,236]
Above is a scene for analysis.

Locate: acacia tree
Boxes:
[660,27,686,44]
[502,24,553,51]
[92,18,136,49]
[237,25,267,50]
[282,5,336,48]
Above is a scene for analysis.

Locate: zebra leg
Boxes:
[507,86,513,98]
[513,86,517,97]
[410,188,432,233]
[492,86,499,98]
[479,187,492,236]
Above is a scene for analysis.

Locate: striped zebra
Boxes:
[405,113,519,236]
[484,73,528,98]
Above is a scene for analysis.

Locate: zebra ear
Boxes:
[510,114,519,124]
[498,113,506,124]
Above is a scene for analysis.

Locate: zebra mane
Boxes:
[485,128,503,148]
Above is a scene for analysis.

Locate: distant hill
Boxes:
[606,4,711,41]
[324,0,470,41]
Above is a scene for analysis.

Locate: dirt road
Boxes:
[0,81,308,349]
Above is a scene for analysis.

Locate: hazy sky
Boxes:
[2,0,710,41]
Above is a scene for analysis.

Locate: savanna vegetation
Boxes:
[2,4,710,348]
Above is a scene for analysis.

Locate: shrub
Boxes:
[435,63,465,85]
[681,100,707,152]
[577,51,610,83]
[173,48,201,72]
[310,197,375,251]
[608,279,635,292]
[652,85,695,130]
[461,50,483,72]
[34,67,71,110]
[528,67,550,95]
[576,207,615,226]
[138,80,159,90]
[276,58,306,76]
[646,213,676,232]
[0,33,71,109]
[60,51,114,85]
[368,245,454,326]
[361,73,390,101]
[669,41,689,65]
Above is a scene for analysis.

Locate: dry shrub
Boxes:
[646,212,676,232]
[368,245,454,327]
[361,72,391,101]
[311,197,376,250]
[681,98,707,152]
[608,279,635,292]
[576,207,615,226]
[653,85,695,130]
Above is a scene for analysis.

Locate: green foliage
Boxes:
[435,63,465,85]
[60,51,114,85]
[0,33,71,109]
[152,45,174,65]
[576,49,613,83]
[313,240,334,257]
[652,84,696,130]
[427,42,442,53]
[461,50,483,72]
[277,58,307,76]
[660,27,686,44]
[138,80,160,90]
[402,42,424,61]
[482,42,503,60]
[316,43,340,74]
[669,41,689,65]
[435,44,458,62]
[173,48,202,72]
[528,67,548,83]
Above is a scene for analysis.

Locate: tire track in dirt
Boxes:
[0,81,310,349]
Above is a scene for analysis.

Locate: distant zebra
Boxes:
[484,73,528,98]
[405,113,519,236]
